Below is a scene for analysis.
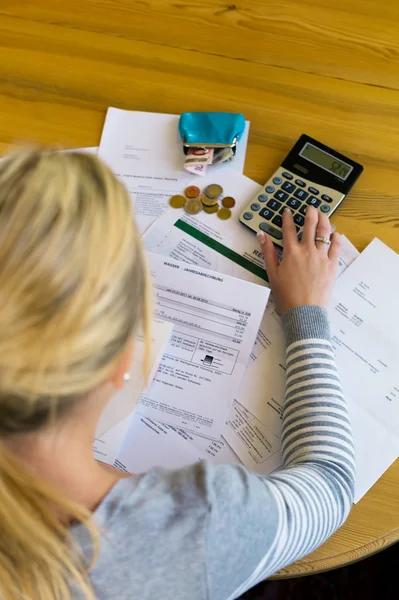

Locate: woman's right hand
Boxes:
[257,205,341,314]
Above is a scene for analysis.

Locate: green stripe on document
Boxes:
[174,219,268,282]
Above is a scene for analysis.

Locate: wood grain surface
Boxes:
[0,0,398,578]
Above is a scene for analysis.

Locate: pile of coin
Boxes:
[169,184,236,220]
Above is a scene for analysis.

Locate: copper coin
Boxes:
[222,196,236,209]
[204,184,223,199]
[203,204,219,214]
[184,198,203,215]
[184,185,201,198]
[217,207,232,220]
[201,194,219,207]
[169,195,187,209]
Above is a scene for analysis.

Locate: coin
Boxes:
[217,207,232,220]
[222,196,236,209]
[184,198,203,215]
[169,195,187,209]
[184,185,201,198]
[203,204,219,214]
[201,194,219,207]
[205,184,223,199]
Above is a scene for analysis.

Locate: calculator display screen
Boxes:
[300,143,353,181]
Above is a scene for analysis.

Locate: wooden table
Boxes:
[0,0,398,578]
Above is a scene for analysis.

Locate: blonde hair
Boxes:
[0,148,151,599]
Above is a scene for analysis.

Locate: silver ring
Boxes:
[315,236,331,245]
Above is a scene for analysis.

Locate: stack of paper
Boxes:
[85,108,398,502]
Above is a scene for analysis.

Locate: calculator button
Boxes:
[265,185,275,193]
[259,207,273,220]
[272,215,283,228]
[279,205,286,215]
[298,232,303,241]
[321,194,333,203]
[299,205,308,216]
[274,190,289,202]
[242,212,253,220]
[282,171,293,180]
[308,187,319,195]
[281,181,296,194]
[294,189,308,201]
[295,179,306,187]
[250,203,261,211]
[259,222,283,239]
[294,214,305,226]
[272,177,282,185]
[320,204,330,213]
[287,197,301,210]
[267,199,282,211]
[295,225,301,232]
[306,196,321,207]
[258,194,268,202]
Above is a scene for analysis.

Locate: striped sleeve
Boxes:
[205,306,355,600]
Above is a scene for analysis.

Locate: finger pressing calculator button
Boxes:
[243,212,253,220]
[295,179,306,187]
[294,189,308,200]
[250,203,261,211]
[265,185,275,193]
[287,197,301,210]
[272,215,283,228]
[293,214,305,226]
[282,171,293,180]
[259,222,283,239]
[259,207,273,220]
[272,177,282,185]
[267,199,282,211]
[306,196,321,207]
[258,194,268,202]
[321,194,333,203]
[299,205,308,216]
[281,181,296,193]
[320,204,330,213]
[308,187,319,195]
[274,190,288,202]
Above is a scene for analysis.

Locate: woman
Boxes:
[0,149,354,600]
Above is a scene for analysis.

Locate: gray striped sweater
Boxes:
[72,305,355,600]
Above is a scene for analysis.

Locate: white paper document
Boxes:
[98,108,250,233]
[136,252,270,439]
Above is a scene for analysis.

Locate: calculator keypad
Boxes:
[240,167,344,247]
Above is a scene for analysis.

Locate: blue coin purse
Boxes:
[179,112,246,156]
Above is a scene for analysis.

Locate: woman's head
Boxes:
[0,148,150,435]
[0,148,151,599]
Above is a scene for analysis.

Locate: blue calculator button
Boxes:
[243,212,253,220]
[294,189,308,200]
[274,190,289,202]
[308,187,319,195]
[272,177,282,185]
[272,215,283,228]
[287,197,301,210]
[250,203,261,211]
[281,181,296,193]
[294,214,305,226]
[267,199,282,211]
[282,171,293,180]
[320,204,330,213]
[321,194,333,203]
[259,208,273,220]
[306,196,321,207]
[295,179,306,187]
[258,194,268,202]
[265,185,275,193]
[259,222,283,239]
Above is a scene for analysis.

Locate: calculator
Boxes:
[239,134,363,247]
